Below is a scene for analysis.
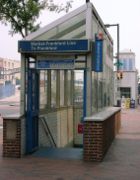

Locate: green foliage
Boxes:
[0,0,73,37]
[46,0,73,13]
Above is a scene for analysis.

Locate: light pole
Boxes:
[105,24,120,71]
[105,23,120,106]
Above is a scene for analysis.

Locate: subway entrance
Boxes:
[38,69,84,150]
[26,60,86,155]
[31,69,85,159]
[19,39,89,155]
[3,2,121,161]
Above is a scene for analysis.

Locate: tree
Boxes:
[0,0,73,38]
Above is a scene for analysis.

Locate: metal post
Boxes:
[104,24,120,71]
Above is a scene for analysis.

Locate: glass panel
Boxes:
[60,70,64,106]
[59,12,85,31]
[32,73,36,111]
[51,70,57,107]
[35,27,57,40]
[74,70,83,105]
[67,70,71,105]
[35,11,86,40]
[92,65,113,113]
[40,70,47,109]
[98,81,103,109]
[50,12,86,39]
[92,72,98,113]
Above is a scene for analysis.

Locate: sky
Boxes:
[0,0,140,72]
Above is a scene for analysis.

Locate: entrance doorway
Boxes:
[26,64,85,154]
[38,69,84,149]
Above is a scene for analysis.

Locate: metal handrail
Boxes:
[40,116,56,147]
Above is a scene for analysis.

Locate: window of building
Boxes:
[120,87,131,98]
[128,58,133,71]
[8,62,10,69]
[119,59,123,71]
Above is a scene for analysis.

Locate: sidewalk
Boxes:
[0,107,140,179]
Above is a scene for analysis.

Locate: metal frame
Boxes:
[26,59,39,153]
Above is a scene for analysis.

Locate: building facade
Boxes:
[0,57,21,85]
[138,75,140,95]
[114,49,138,106]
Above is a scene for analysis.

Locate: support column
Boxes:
[56,70,60,107]
[86,2,93,39]
[85,55,92,116]
[71,70,74,106]
[64,70,68,106]
[47,70,51,107]
[20,54,26,115]
[85,2,93,116]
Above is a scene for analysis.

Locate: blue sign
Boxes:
[18,40,89,53]
[36,59,75,69]
[92,38,103,72]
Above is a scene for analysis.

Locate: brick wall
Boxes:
[83,110,121,162]
[3,118,21,158]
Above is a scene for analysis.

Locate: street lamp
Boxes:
[105,24,120,71]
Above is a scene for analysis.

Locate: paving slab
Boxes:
[0,107,140,179]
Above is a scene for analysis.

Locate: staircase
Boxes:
[39,116,56,147]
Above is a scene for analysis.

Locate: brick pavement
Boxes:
[0,107,140,179]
